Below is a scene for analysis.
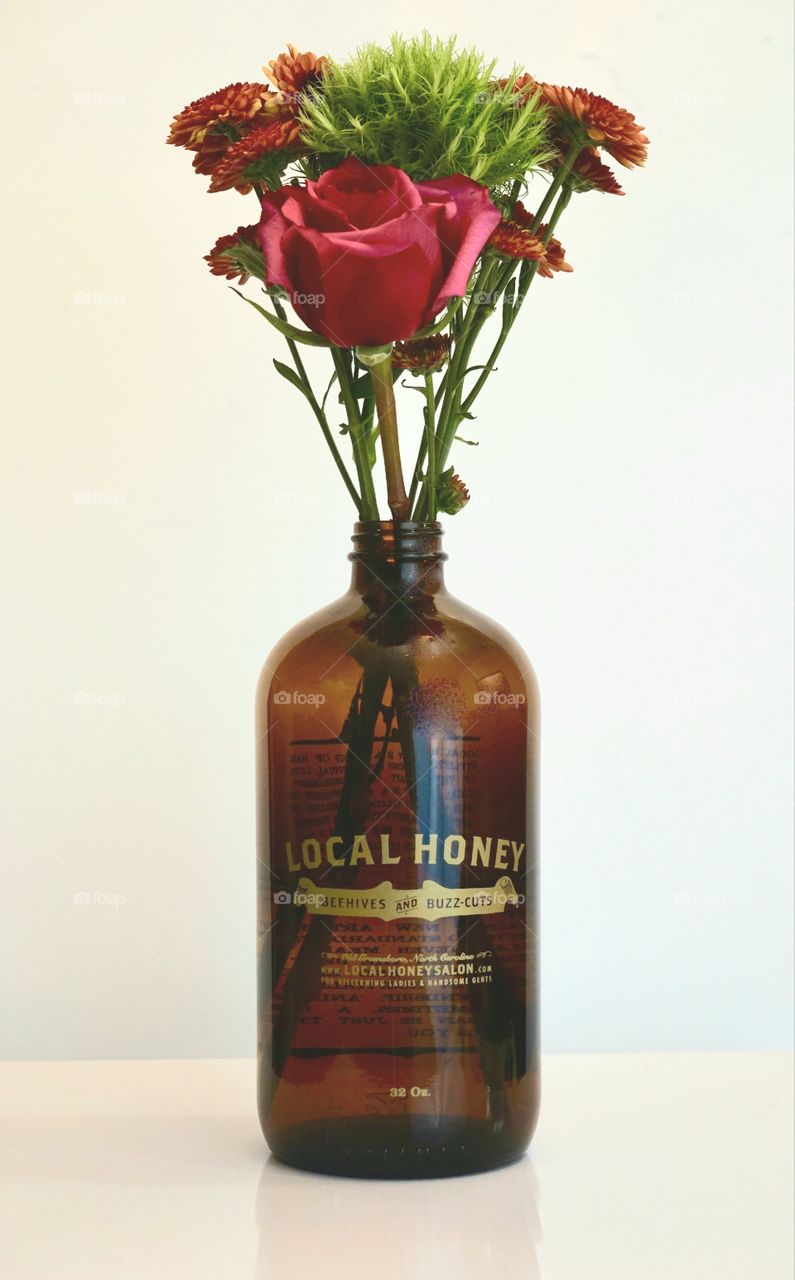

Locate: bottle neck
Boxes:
[349,521,447,596]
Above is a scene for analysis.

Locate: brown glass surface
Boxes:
[256,522,539,1177]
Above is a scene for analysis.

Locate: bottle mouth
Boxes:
[350,520,446,563]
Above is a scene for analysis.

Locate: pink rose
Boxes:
[258,156,500,347]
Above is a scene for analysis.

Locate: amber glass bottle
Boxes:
[256,521,539,1177]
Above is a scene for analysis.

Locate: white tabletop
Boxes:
[1,1052,792,1278]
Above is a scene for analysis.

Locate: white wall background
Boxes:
[1,0,792,1059]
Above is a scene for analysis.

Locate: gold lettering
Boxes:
[471,837,492,867]
[444,835,466,865]
[303,838,322,869]
[495,839,509,870]
[381,833,399,864]
[350,835,374,865]
[326,836,344,867]
[415,833,438,864]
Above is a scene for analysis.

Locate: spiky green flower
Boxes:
[300,33,553,190]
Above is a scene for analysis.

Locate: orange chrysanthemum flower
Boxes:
[208,118,304,193]
[262,44,328,107]
[491,202,573,277]
[570,146,625,195]
[535,236,572,278]
[188,131,233,177]
[167,82,279,151]
[392,335,452,373]
[539,83,649,168]
[489,219,546,263]
[204,225,265,284]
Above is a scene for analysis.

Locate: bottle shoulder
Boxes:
[256,592,354,697]
[258,587,538,706]
[440,592,536,675]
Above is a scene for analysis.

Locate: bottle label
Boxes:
[262,701,535,1060]
[294,874,519,921]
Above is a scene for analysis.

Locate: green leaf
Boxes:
[272,359,307,395]
[320,372,338,412]
[350,373,373,399]
[411,298,462,338]
[230,288,331,347]
[502,278,516,326]
[366,426,380,469]
[517,259,532,306]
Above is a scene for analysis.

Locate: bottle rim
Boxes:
[350,520,447,564]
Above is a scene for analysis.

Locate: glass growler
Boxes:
[256,521,539,1177]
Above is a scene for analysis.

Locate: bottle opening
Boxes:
[351,520,446,564]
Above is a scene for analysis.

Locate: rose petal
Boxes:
[416,175,501,308]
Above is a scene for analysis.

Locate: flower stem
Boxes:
[423,373,437,521]
[362,348,409,521]
[332,348,379,519]
[415,258,499,516]
[458,186,574,418]
[247,187,363,511]
[271,298,361,510]
[416,178,577,508]
[531,141,583,230]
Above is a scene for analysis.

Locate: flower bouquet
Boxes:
[168,33,648,1178]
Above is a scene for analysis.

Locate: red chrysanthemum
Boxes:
[490,202,572,276]
[208,118,304,193]
[262,44,328,108]
[392,335,452,373]
[166,82,279,151]
[539,83,649,168]
[569,146,625,195]
[204,225,265,284]
[488,219,546,263]
[535,235,572,278]
[188,131,233,177]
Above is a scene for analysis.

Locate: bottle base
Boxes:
[265,1114,530,1179]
